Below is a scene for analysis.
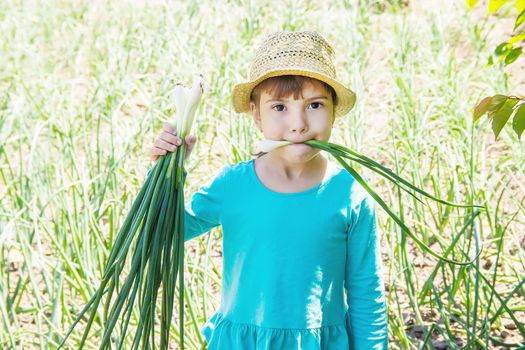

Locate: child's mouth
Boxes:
[288,142,312,149]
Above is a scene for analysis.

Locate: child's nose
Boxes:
[289,112,308,133]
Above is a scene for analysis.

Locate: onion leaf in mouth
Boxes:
[261,138,484,266]
[254,139,293,153]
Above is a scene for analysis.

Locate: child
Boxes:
[149,31,388,350]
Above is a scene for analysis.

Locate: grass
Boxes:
[1,0,524,349]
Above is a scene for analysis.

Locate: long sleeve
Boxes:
[345,193,388,349]
[183,165,229,242]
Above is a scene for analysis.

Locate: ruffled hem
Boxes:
[200,311,350,350]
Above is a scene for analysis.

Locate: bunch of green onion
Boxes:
[59,76,205,350]
[255,139,485,265]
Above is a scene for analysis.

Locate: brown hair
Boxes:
[249,75,338,111]
[249,75,338,158]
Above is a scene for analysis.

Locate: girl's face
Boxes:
[250,80,335,164]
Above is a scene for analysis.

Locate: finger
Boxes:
[150,147,166,161]
[185,141,193,155]
[159,131,181,146]
[162,122,176,134]
[154,139,177,152]
[184,136,196,160]
[150,146,167,156]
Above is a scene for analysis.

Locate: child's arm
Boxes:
[345,193,388,349]
[182,165,229,242]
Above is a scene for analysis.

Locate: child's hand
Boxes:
[149,122,197,162]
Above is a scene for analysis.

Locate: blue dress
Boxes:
[183,158,388,349]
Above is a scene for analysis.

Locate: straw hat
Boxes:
[231,31,356,118]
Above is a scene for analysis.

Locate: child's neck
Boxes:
[254,154,330,193]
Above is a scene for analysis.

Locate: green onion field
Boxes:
[1,0,524,348]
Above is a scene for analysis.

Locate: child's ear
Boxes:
[250,101,262,131]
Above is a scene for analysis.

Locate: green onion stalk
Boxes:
[58,76,205,350]
[255,139,486,266]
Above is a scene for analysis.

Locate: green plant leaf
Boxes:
[494,42,510,56]
[473,96,493,121]
[466,0,479,9]
[489,98,519,139]
[512,103,525,138]
[518,0,525,12]
[488,0,510,13]
[515,9,525,29]
[493,42,512,64]
[509,32,525,44]
[488,94,508,112]
[504,47,523,65]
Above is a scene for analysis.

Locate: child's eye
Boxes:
[310,102,323,109]
[272,104,285,112]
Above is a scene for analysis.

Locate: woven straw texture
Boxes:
[231,31,356,118]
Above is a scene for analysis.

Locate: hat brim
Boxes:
[231,68,356,117]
